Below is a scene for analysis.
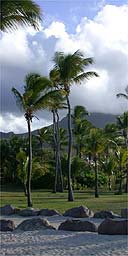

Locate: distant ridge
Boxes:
[0,112,118,139]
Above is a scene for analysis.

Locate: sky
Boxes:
[0,0,128,133]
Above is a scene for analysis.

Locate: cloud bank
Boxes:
[0,4,128,133]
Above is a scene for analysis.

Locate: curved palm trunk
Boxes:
[94,155,99,198]
[66,95,74,201]
[26,118,33,207]
[56,109,64,192]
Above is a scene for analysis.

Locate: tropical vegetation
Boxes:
[0,0,42,31]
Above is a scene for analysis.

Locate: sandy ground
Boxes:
[0,215,128,256]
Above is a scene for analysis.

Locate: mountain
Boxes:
[0,112,118,139]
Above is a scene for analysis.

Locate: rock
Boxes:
[39,209,61,216]
[121,208,128,219]
[0,219,15,231]
[18,208,40,217]
[16,217,56,231]
[94,210,116,219]
[63,206,93,218]
[0,205,19,215]
[58,219,97,232]
[98,218,128,235]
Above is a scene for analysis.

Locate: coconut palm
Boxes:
[12,73,60,206]
[1,0,42,31]
[53,50,99,201]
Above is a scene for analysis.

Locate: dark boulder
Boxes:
[58,219,97,232]
[94,210,118,219]
[39,209,61,216]
[0,205,19,215]
[121,208,128,219]
[18,208,39,217]
[98,218,128,235]
[63,206,93,218]
[0,219,15,231]
[15,217,56,231]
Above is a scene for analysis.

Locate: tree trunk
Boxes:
[66,95,74,201]
[118,154,123,194]
[94,155,99,198]
[56,109,64,192]
[108,176,112,191]
[125,137,128,193]
[26,118,33,207]
[23,182,28,196]
[52,110,58,193]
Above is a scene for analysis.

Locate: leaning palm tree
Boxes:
[12,73,60,207]
[1,0,42,31]
[53,50,99,201]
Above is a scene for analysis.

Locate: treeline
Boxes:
[1,108,127,197]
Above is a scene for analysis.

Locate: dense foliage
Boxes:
[1,111,127,195]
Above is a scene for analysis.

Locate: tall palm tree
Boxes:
[53,50,99,201]
[1,0,42,31]
[116,112,128,192]
[49,70,67,192]
[12,73,60,206]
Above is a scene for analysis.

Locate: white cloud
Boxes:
[0,4,128,133]
[44,21,68,39]
[0,113,52,134]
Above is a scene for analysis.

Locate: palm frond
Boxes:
[73,71,99,83]
[12,87,24,110]
[32,90,63,112]
[1,0,42,31]
[116,93,128,100]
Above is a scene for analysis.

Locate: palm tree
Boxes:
[53,50,99,201]
[117,87,128,192]
[48,70,67,192]
[86,128,104,197]
[12,73,60,206]
[1,0,42,31]
[116,112,128,192]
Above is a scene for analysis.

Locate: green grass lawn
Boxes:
[0,189,127,214]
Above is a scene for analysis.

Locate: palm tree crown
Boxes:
[12,73,60,120]
[53,50,99,92]
[1,0,42,31]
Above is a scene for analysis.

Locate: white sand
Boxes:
[0,215,128,256]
